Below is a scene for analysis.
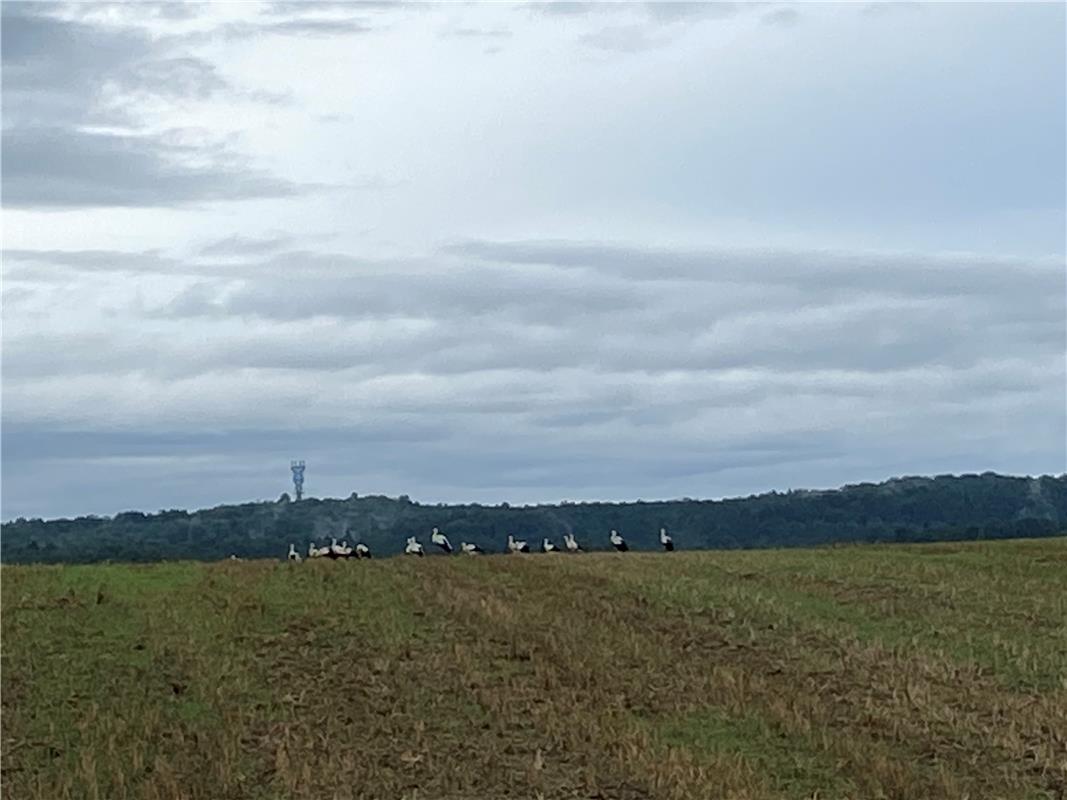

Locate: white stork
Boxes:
[307,541,329,558]
[609,529,629,552]
[507,535,529,554]
[541,538,559,553]
[563,533,581,553]
[355,542,371,559]
[404,536,425,557]
[287,543,302,562]
[659,527,674,552]
[460,542,483,555]
[430,527,453,554]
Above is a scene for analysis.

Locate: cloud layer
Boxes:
[4,238,1062,519]
[2,2,1063,520]
[1,3,302,208]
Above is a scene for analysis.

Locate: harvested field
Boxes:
[2,538,1065,799]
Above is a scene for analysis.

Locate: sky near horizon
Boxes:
[2,1,1065,521]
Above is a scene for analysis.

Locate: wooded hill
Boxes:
[2,472,1064,563]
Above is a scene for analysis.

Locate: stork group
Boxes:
[407,527,675,555]
[288,527,676,562]
[292,537,372,561]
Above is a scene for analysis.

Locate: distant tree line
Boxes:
[2,472,1064,564]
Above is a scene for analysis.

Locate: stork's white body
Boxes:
[430,527,453,554]
[507,535,529,553]
[609,530,628,552]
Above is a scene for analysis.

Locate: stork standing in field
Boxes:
[430,527,454,554]
[507,535,529,553]
[307,542,328,558]
[659,527,674,552]
[355,542,371,559]
[404,536,425,557]
[541,538,559,553]
[326,537,345,560]
[609,529,629,552]
[287,543,302,562]
[460,542,483,555]
[563,533,581,553]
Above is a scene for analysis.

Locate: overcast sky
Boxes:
[2,1,1064,521]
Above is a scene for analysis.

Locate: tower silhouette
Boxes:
[290,460,305,501]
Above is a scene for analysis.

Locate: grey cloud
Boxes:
[445,240,1064,303]
[3,248,180,274]
[763,7,800,27]
[3,247,382,280]
[120,57,230,100]
[643,2,738,23]
[7,240,1060,390]
[210,0,415,40]
[1,247,260,284]
[269,1,400,13]
[0,424,449,476]
[0,423,455,521]
[445,27,513,40]
[153,262,643,325]
[213,17,375,40]
[0,422,646,519]
[198,235,295,257]
[2,126,302,209]
[264,17,373,35]
[527,2,735,20]
[1,5,227,128]
[3,374,1056,519]
[579,25,663,53]
[527,3,610,17]
[1,3,302,209]
[861,2,922,17]
[576,7,738,52]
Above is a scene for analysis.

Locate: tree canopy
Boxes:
[2,473,1064,564]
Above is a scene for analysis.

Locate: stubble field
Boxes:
[2,537,1065,799]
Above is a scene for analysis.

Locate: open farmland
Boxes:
[2,538,1065,799]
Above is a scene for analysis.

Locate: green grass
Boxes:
[600,542,1067,690]
[3,538,1065,800]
